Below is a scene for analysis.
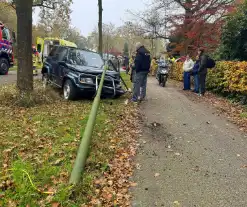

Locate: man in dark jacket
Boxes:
[198,48,208,96]
[132,42,151,102]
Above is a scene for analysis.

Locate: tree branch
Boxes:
[33,0,57,9]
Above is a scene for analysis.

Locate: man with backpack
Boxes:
[198,48,215,96]
[131,42,151,102]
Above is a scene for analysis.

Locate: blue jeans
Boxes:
[183,71,191,90]
[193,74,199,93]
[132,72,148,101]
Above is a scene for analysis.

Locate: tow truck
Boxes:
[0,21,15,75]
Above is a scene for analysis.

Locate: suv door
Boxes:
[46,46,68,87]
[55,47,68,86]
[45,46,59,84]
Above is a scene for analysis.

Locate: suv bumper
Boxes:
[75,83,125,97]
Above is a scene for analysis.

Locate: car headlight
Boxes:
[79,77,93,84]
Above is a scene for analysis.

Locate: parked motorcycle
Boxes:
[156,61,169,87]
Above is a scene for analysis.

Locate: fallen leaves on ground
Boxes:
[51,202,60,207]
[86,105,140,207]
[0,80,139,206]
[173,201,181,206]
[154,173,160,177]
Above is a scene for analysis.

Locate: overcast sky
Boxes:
[34,0,150,37]
[71,0,149,36]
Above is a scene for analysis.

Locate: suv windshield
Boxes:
[68,49,104,68]
[2,28,11,41]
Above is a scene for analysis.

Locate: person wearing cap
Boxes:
[131,42,151,102]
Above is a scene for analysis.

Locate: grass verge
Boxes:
[0,73,137,206]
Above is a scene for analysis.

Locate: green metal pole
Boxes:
[69,66,107,185]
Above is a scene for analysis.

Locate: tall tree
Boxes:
[98,0,103,56]
[38,0,72,38]
[87,22,156,55]
[8,0,73,93]
[66,27,88,49]
[135,0,235,55]
[15,0,33,92]
[117,22,153,54]
[219,0,247,60]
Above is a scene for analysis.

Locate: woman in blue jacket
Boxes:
[192,58,200,93]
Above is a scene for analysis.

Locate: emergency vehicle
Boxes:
[0,21,15,75]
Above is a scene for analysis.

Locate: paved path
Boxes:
[132,78,247,207]
[0,70,41,85]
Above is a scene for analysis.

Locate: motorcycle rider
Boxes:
[156,56,169,85]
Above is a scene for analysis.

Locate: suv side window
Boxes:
[56,47,68,61]
[49,46,58,57]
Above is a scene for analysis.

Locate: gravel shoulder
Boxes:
[131,77,247,207]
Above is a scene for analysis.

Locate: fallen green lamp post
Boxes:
[69,65,107,185]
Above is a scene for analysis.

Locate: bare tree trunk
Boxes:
[98,0,103,56]
[182,0,192,55]
[16,0,33,92]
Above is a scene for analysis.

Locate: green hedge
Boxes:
[170,61,247,94]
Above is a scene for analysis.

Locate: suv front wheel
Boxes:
[63,79,77,100]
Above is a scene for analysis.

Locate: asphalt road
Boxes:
[131,78,247,207]
[0,70,41,85]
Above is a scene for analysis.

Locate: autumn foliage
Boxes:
[170,61,247,94]
[164,0,236,55]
